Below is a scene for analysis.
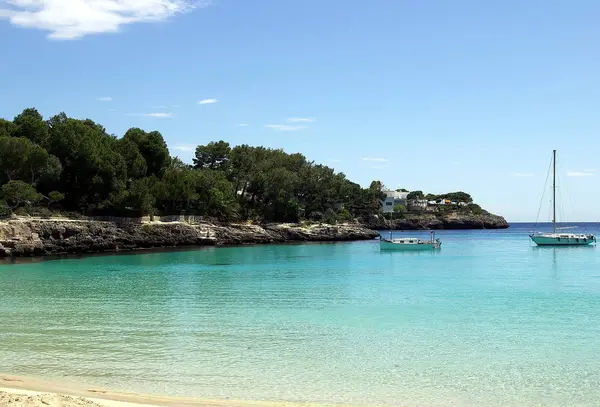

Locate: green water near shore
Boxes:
[1,226,600,406]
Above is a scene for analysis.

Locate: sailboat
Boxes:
[379,216,442,251]
[529,150,596,246]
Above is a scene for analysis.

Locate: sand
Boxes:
[0,388,157,407]
[0,375,343,407]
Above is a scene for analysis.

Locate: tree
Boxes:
[407,190,424,200]
[124,178,155,215]
[117,138,147,180]
[123,128,170,177]
[393,204,407,218]
[0,136,61,186]
[13,108,49,148]
[47,191,65,207]
[1,181,41,211]
[47,114,127,212]
[193,141,231,171]
[0,119,16,138]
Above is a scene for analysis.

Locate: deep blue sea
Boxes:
[1,223,600,406]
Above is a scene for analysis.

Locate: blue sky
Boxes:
[1,0,599,222]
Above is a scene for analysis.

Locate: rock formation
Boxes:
[0,218,379,258]
[359,212,509,230]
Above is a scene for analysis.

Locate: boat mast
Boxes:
[552,149,556,233]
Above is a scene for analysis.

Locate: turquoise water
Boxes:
[1,225,600,406]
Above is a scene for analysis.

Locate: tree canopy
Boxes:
[0,108,384,222]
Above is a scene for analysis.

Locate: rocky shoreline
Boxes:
[0,211,509,258]
[359,212,509,230]
[0,218,380,258]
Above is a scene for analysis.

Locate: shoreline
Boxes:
[0,218,379,258]
[0,374,366,407]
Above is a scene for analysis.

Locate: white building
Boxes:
[381,190,409,213]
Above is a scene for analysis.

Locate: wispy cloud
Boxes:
[0,0,210,40]
[513,172,535,177]
[451,161,461,165]
[567,171,595,177]
[198,98,218,105]
[128,112,173,118]
[172,144,196,152]
[287,117,316,123]
[152,105,168,109]
[360,157,388,162]
[265,124,306,132]
[97,97,112,102]
[236,123,248,127]
[172,104,181,108]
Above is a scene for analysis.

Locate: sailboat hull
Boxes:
[530,234,596,246]
[379,240,441,251]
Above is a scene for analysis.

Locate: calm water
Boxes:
[1,224,600,407]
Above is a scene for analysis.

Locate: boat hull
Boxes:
[530,234,596,246]
[379,240,441,251]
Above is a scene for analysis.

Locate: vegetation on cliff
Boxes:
[0,108,504,228]
[0,108,385,223]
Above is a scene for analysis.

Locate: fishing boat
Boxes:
[529,150,596,246]
[379,230,442,251]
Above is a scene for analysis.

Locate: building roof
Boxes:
[382,190,409,199]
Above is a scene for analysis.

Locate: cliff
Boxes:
[0,218,379,258]
[359,212,509,230]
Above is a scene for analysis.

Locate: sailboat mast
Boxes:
[552,149,556,233]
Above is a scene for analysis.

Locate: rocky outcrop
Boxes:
[359,212,509,230]
[0,218,379,258]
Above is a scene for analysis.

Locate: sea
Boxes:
[1,223,600,407]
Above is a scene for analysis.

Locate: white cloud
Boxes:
[265,124,306,131]
[236,123,248,127]
[451,161,461,165]
[97,96,112,101]
[128,112,173,118]
[567,171,595,177]
[360,157,388,162]
[172,144,195,152]
[152,105,168,109]
[172,104,180,108]
[513,172,535,177]
[198,98,218,105]
[0,0,209,40]
[287,117,316,123]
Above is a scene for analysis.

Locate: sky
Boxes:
[1,0,599,222]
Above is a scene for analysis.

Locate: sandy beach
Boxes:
[0,375,346,407]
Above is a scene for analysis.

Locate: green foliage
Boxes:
[13,108,50,148]
[393,204,407,219]
[1,180,41,211]
[407,190,424,200]
[123,128,170,177]
[396,188,408,192]
[194,140,231,171]
[0,119,16,138]
[467,203,484,215]
[47,191,65,208]
[4,108,489,224]
[0,136,62,186]
[426,191,473,203]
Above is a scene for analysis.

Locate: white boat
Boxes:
[379,231,442,251]
[529,150,596,246]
